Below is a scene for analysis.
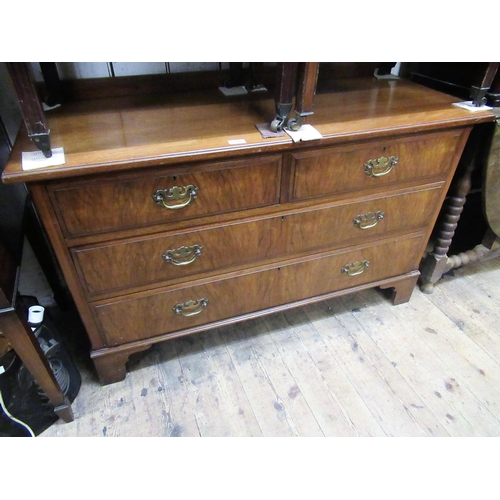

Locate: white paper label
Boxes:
[219,86,248,96]
[22,147,66,171]
[452,101,493,112]
[285,124,323,142]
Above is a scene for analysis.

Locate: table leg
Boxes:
[270,62,298,132]
[419,159,474,293]
[5,62,52,157]
[287,62,319,131]
[0,310,74,422]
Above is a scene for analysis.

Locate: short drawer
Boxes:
[289,130,463,201]
[74,185,442,296]
[93,233,424,346]
[49,156,282,238]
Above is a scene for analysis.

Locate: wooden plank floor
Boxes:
[40,255,500,437]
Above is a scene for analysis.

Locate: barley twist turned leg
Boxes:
[419,162,474,293]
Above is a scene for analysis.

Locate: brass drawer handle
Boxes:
[152,185,199,210]
[364,155,398,177]
[342,260,370,276]
[163,244,203,266]
[173,298,209,317]
[353,210,385,230]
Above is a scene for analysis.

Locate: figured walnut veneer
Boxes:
[3,78,495,384]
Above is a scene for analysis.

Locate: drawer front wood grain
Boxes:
[50,157,282,238]
[74,185,442,296]
[290,131,462,201]
[94,234,424,346]
[75,217,286,296]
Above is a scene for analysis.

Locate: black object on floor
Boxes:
[0,296,81,436]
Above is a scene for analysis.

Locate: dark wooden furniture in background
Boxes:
[0,239,73,422]
[410,62,500,107]
[0,66,72,310]
[410,63,500,292]
[483,118,500,236]
[0,100,74,424]
[2,64,495,385]
[4,63,52,158]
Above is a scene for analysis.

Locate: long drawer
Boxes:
[49,156,282,238]
[289,130,463,201]
[93,233,424,346]
[74,185,443,296]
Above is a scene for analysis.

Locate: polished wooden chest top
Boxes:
[3,77,495,384]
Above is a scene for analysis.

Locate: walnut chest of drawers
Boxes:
[3,78,495,384]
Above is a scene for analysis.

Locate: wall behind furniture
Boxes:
[28,62,402,82]
[28,62,275,81]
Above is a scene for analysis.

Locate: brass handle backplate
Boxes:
[163,244,203,266]
[173,298,209,317]
[342,260,370,276]
[364,155,398,177]
[353,210,385,230]
[152,185,198,210]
